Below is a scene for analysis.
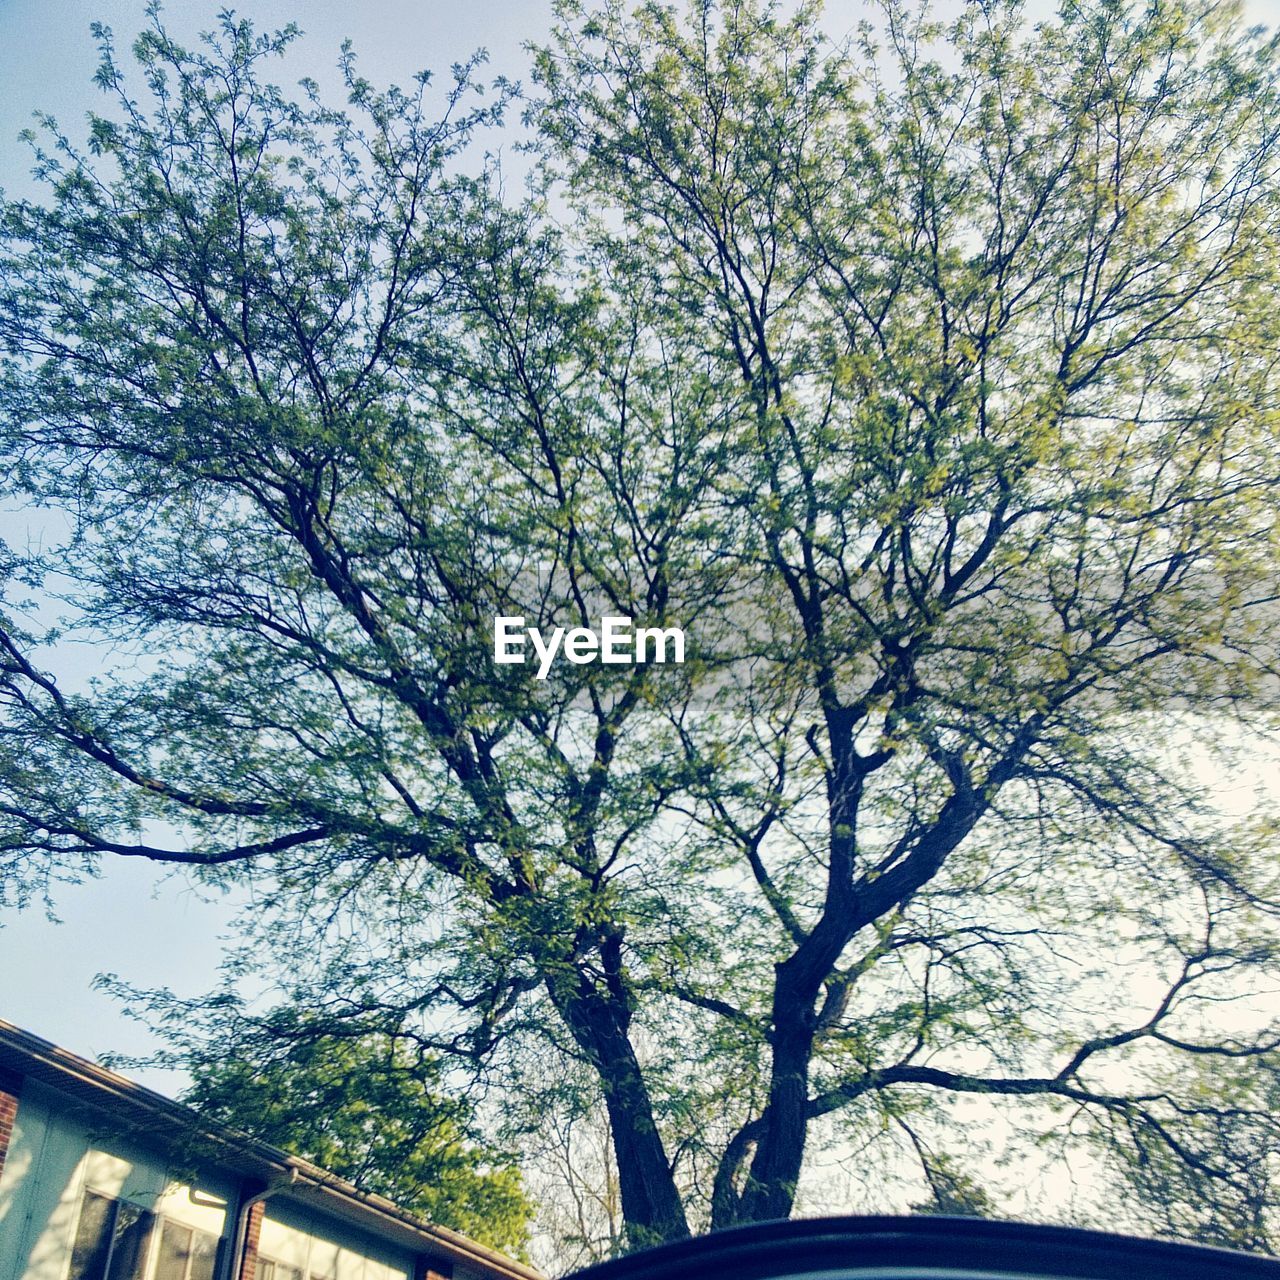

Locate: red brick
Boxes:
[0,1073,21,1182]
[238,1199,265,1280]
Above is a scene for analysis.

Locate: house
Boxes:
[0,1020,540,1280]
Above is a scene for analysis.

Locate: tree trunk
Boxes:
[550,973,691,1246]
[728,734,865,1226]
[733,970,817,1223]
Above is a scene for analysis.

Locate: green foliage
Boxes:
[907,1156,996,1220]
[1089,1056,1280,1253]
[179,1016,531,1256]
[2,0,1280,1258]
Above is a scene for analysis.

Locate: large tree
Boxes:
[4,0,1280,1254]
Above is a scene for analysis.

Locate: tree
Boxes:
[1088,1055,1280,1252]
[155,1011,532,1255]
[518,1078,627,1270]
[3,0,1280,1256]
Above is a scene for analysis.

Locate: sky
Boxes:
[0,0,555,1087]
[0,0,1276,1091]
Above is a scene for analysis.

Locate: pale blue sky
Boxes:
[0,0,558,1082]
[0,0,1275,1087]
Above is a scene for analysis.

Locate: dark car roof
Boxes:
[567,1215,1280,1280]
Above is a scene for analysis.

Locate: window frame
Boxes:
[68,1186,222,1280]
[151,1215,221,1280]
[68,1187,157,1280]
[255,1255,305,1280]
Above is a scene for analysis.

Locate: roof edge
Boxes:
[0,1018,542,1280]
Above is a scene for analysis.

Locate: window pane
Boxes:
[256,1257,300,1280]
[107,1202,154,1280]
[307,1250,336,1280]
[187,1230,218,1280]
[153,1220,194,1280]
[69,1191,115,1280]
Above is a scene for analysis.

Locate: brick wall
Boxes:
[238,1199,265,1280]
[0,1066,21,1182]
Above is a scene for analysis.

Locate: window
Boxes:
[69,1190,221,1280]
[151,1220,219,1280]
[255,1259,303,1280]
[303,1246,336,1280]
[68,1191,155,1280]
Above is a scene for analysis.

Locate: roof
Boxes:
[0,1018,542,1280]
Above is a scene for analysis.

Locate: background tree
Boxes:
[517,1073,627,1270]
[1088,1055,1280,1252]
[3,0,1280,1258]
[152,1010,532,1255]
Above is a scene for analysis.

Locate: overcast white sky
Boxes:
[0,0,1275,1087]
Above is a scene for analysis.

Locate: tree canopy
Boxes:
[164,1014,532,1255]
[3,0,1280,1257]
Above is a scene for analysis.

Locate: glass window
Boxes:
[187,1227,218,1280]
[68,1187,223,1280]
[152,1220,220,1280]
[257,1258,302,1280]
[69,1191,115,1280]
[108,1204,154,1280]
[69,1191,155,1280]
[152,1221,191,1280]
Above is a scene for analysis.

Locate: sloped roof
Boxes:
[0,1018,541,1280]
